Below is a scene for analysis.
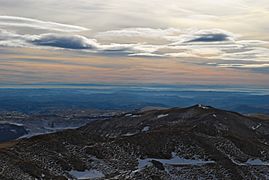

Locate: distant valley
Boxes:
[0,86,269,115]
[0,109,121,143]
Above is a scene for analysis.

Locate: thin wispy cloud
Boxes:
[96,28,181,40]
[217,64,269,68]
[0,16,89,32]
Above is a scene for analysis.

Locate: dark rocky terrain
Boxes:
[0,105,269,179]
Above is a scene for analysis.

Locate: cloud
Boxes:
[0,29,18,40]
[1,26,269,71]
[128,53,165,57]
[31,34,98,49]
[186,33,230,42]
[96,28,181,39]
[31,34,161,53]
[0,29,30,47]
[0,30,100,50]
[168,29,236,44]
[184,29,235,43]
[217,63,269,68]
[0,16,89,32]
[98,28,236,45]
[0,29,158,54]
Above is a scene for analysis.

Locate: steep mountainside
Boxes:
[0,105,269,179]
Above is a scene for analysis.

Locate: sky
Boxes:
[0,0,269,87]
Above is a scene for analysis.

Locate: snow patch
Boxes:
[0,122,24,126]
[122,132,137,136]
[246,159,269,166]
[138,152,214,169]
[142,126,150,132]
[228,157,246,166]
[252,123,262,130]
[198,104,209,109]
[69,169,104,179]
[125,114,132,117]
[157,114,168,119]
[10,129,17,133]
[125,114,141,118]
[131,115,141,118]
[228,156,269,166]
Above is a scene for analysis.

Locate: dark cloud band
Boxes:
[31,34,98,50]
[186,33,230,43]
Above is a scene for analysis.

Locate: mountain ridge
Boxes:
[0,105,269,179]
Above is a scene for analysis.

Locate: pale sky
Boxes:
[0,0,269,86]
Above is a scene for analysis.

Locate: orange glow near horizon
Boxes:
[1,47,269,86]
